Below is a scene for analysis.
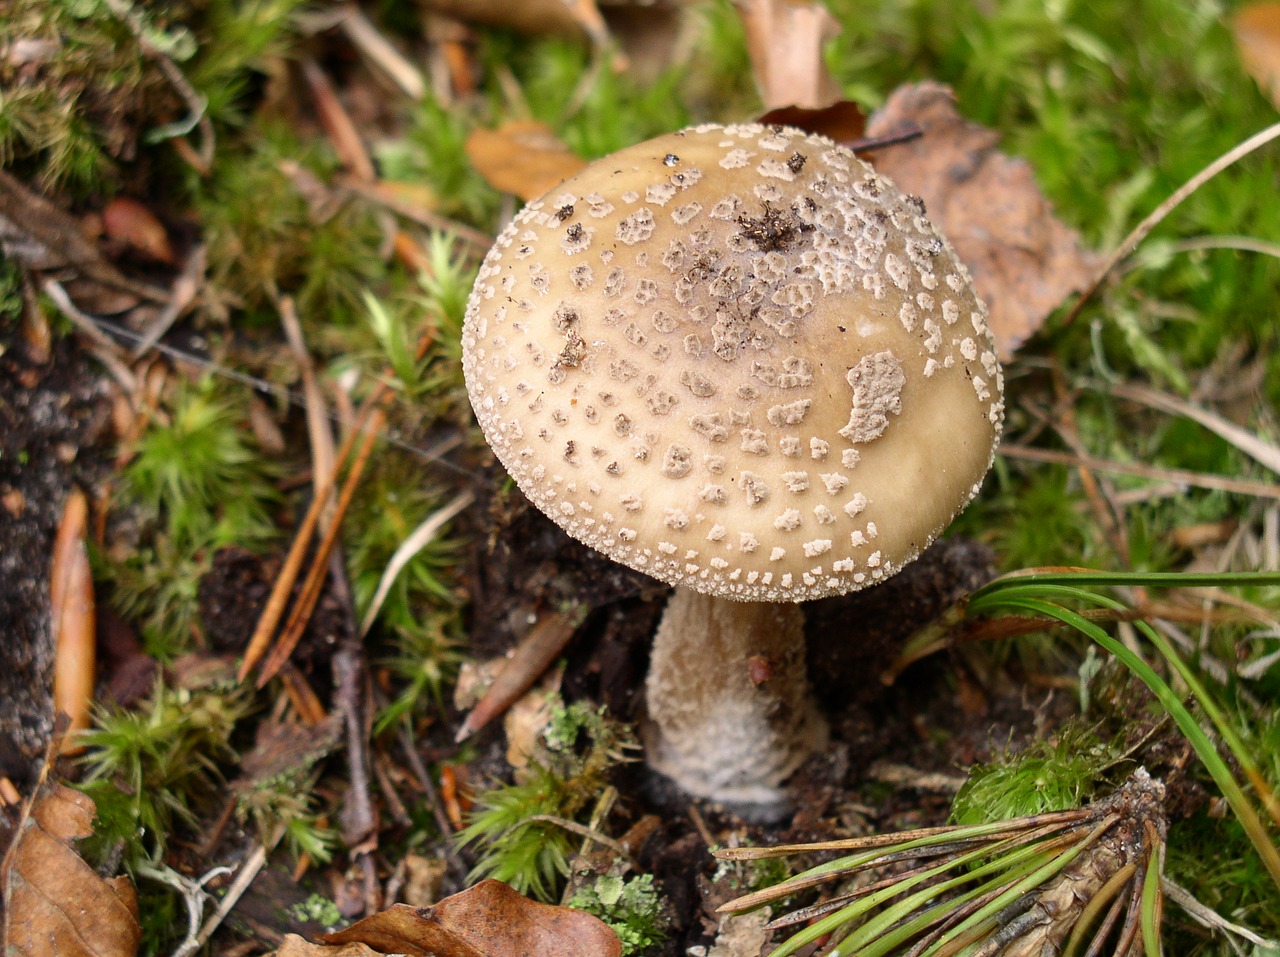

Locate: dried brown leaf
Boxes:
[50,488,96,752]
[421,0,610,43]
[866,82,1100,358]
[274,939,377,957]
[1,783,141,957]
[321,881,621,957]
[758,101,867,144]
[739,0,843,110]
[101,197,175,265]
[466,121,588,201]
[1234,3,1280,110]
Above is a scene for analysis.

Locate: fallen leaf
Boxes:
[50,488,96,753]
[421,0,610,44]
[274,937,379,957]
[321,880,622,957]
[1,783,141,957]
[739,0,843,110]
[758,101,866,144]
[465,121,588,201]
[101,197,175,265]
[1233,3,1280,110]
[866,82,1100,358]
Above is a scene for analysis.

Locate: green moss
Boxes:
[456,698,633,900]
[568,873,669,955]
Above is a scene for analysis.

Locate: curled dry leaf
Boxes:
[316,880,621,957]
[1233,3,1280,110]
[465,121,588,202]
[50,487,96,753]
[739,0,843,110]
[866,82,1101,359]
[1,782,141,957]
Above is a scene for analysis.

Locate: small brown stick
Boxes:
[302,57,377,182]
[279,663,328,725]
[1105,379,1280,476]
[454,605,588,742]
[130,244,206,360]
[1062,120,1280,327]
[181,840,270,957]
[256,412,383,686]
[398,729,450,833]
[338,175,495,254]
[340,3,426,100]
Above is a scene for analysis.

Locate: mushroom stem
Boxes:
[643,588,828,816]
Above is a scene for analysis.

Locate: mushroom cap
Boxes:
[463,123,1004,602]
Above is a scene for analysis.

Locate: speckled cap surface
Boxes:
[463,123,1004,602]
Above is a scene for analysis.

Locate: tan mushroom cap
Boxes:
[463,123,1004,602]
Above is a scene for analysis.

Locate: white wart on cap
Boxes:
[462,123,1004,603]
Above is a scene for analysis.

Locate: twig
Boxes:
[186,839,270,955]
[302,57,377,182]
[1062,120,1280,326]
[256,412,383,685]
[999,443,1280,500]
[397,724,470,886]
[40,279,139,394]
[130,244,206,359]
[139,863,232,957]
[525,814,634,863]
[340,3,426,100]
[1103,379,1280,476]
[1163,878,1278,949]
[337,175,495,253]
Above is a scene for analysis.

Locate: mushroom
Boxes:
[462,123,1004,815]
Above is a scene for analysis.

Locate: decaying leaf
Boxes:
[739,0,843,110]
[866,83,1100,358]
[50,487,96,753]
[1233,3,1280,110]
[1,782,141,957]
[465,121,588,201]
[319,880,621,957]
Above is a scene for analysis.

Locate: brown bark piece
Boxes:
[867,82,1101,359]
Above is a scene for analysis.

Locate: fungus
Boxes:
[462,123,1004,816]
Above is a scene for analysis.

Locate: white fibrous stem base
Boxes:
[643,589,828,813]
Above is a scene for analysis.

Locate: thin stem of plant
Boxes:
[1063,120,1280,326]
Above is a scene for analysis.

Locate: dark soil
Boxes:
[0,313,112,788]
